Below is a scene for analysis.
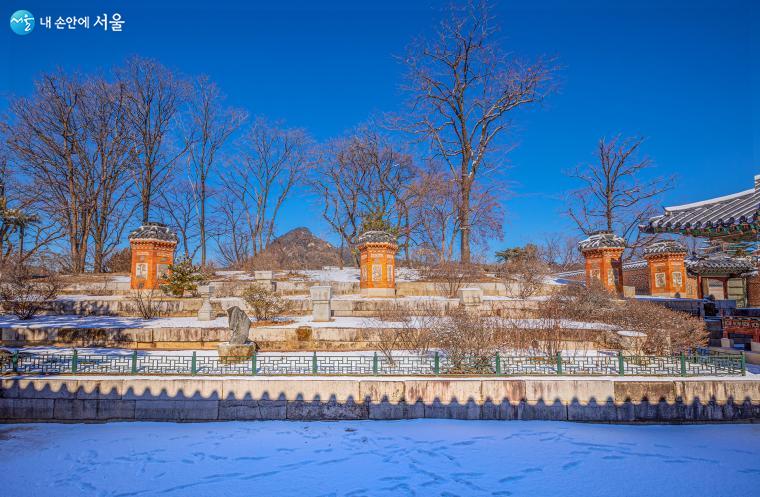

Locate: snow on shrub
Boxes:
[242,284,290,321]
[0,262,60,320]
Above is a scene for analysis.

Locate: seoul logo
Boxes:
[10,10,35,35]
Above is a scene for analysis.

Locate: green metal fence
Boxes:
[0,350,746,377]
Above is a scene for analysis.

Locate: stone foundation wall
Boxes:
[43,294,540,318]
[4,320,596,351]
[1,377,757,423]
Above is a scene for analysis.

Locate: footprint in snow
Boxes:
[521,467,543,473]
[498,475,525,483]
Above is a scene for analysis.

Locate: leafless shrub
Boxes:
[241,284,290,321]
[0,262,60,320]
[514,283,706,356]
[369,299,508,373]
[367,301,440,364]
[494,282,617,358]
[496,244,553,299]
[544,281,619,323]
[501,257,551,300]
[609,299,707,355]
[87,275,115,297]
[519,289,602,358]
[129,289,165,319]
[423,262,483,298]
[430,307,507,373]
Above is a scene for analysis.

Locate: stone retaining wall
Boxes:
[0,325,389,350]
[3,322,598,352]
[42,295,539,318]
[1,377,757,423]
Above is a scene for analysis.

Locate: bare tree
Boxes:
[214,191,250,267]
[401,1,552,263]
[7,72,94,273]
[409,160,504,264]
[409,162,459,262]
[83,78,137,272]
[158,178,200,260]
[312,125,415,266]
[0,152,13,261]
[566,136,673,255]
[218,118,312,259]
[0,153,48,264]
[539,233,582,272]
[118,56,187,224]
[183,75,247,265]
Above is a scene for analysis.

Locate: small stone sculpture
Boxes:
[218,306,256,363]
[227,306,251,345]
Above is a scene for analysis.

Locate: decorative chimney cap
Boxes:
[578,231,626,252]
[643,240,687,257]
[356,230,397,246]
[128,222,178,243]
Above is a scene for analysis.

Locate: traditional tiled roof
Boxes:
[356,230,397,246]
[553,259,646,279]
[577,231,626,252]
[622,260,648,271]
[128,222,178,243]
[685,256,756,277]
[643,240,687,256]
[641,175,760,237]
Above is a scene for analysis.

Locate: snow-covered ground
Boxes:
[0,314,229,329]
[0,313,632,333]
[0,346,394,357]
[0,420,757,497]
[272,315,619,331]
[214,270,257,280]
[300,267,360,282]
[0,345,620,359]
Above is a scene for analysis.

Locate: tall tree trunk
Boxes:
[339,239,345,270]
[459,178,472,264]
[142,183,151,223]
[199,182,206,265]
[18,225,25,261]
[93,237,103,273]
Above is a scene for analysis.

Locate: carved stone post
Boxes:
[197,284,214,321]
[458,287,483,312]
[310,285,332,322]
[254,270,274,291]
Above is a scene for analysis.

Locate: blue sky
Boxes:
[3,0,758,256]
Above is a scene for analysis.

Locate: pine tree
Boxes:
[161,257,204,297]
